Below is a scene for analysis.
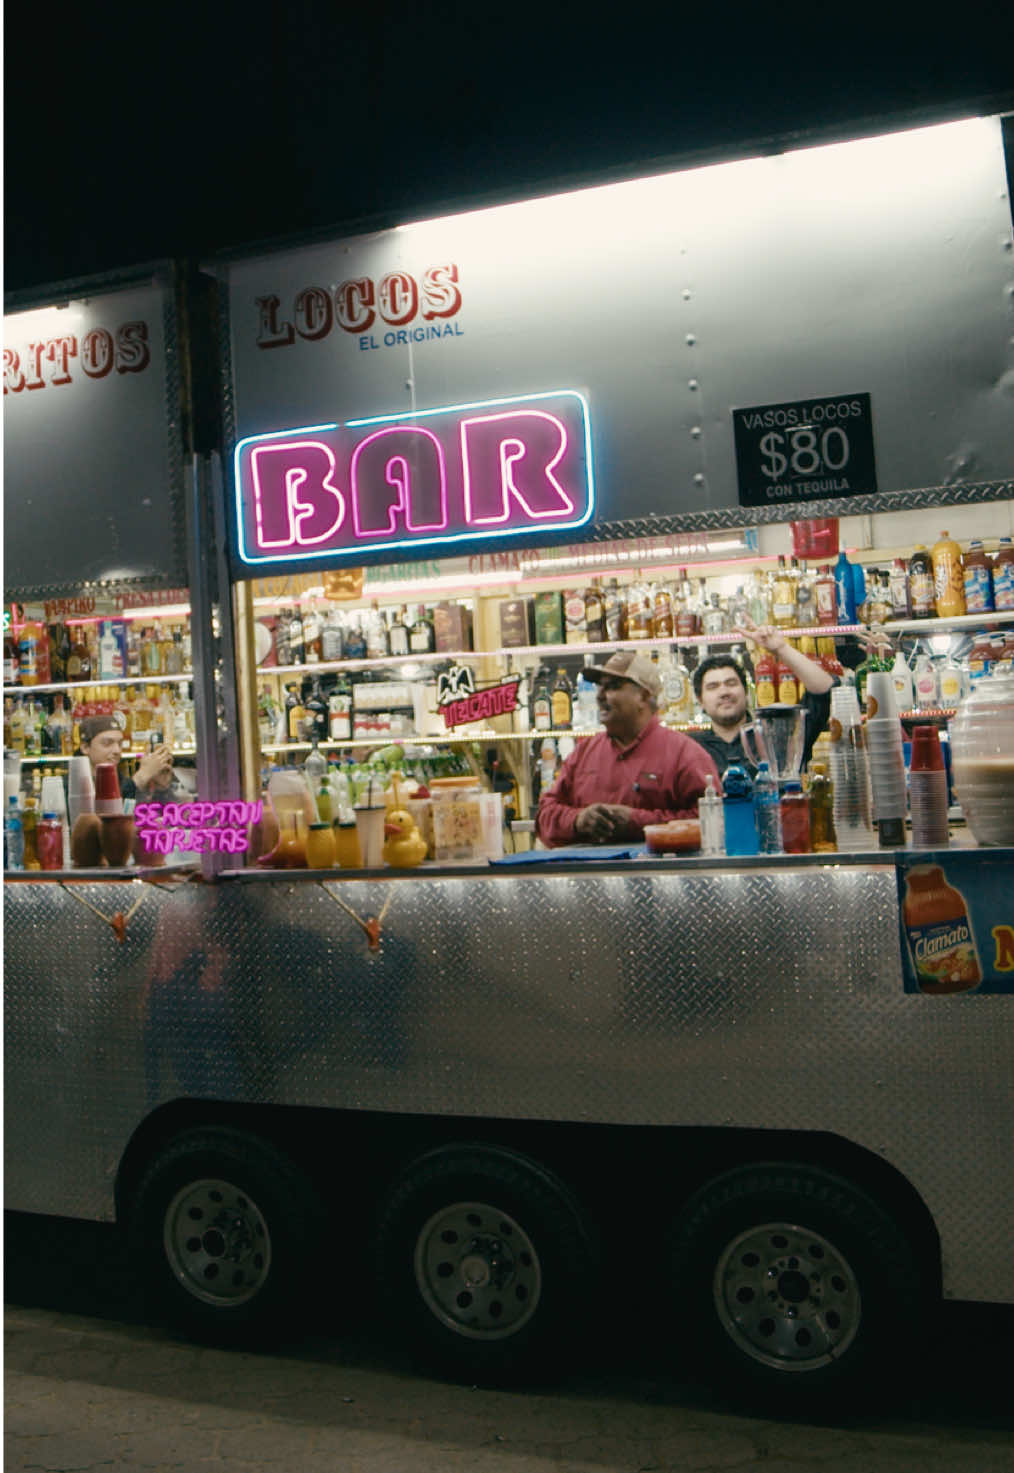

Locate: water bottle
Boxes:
[721,764,759,856]
[4,795,24,871]
[699,773,725,856]
[752,761,783,853]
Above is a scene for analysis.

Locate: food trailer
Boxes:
[4,111,1013,1400]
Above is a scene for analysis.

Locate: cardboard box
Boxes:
[433,601,473,653]
[533,591,564,645]
[499,598,535,647]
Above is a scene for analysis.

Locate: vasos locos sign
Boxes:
[233,389,593,567]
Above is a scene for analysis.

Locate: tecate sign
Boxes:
[233,389,593,567]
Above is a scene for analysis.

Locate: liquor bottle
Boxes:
[563,588,588,644]
[772,556,796,628]
[908,545,935,618]
[660,648,695,724]
[813,565,837,625]
[365,602,390,659]
[342,616,367,661]
[286,606,305,666]
[328,675,353,741]
[652,583,674,639]
[962,539,994,614]
[701,594,728,637]
[584,581,606,643]
[49,624,68,684]
[727,585,750,630]
[388,606,410,657]
[302,599,323,662]
[319,607,343,661]
[625,578,652,639]
[746,568,772,625]
[285,682,307,742]
[752,762,782,853]
[3,628,18,684]
[532,668,552,731]
[98,621,124,680]
[409,605,435,654]
[46,693,73,755]
[551,668,573,729]
[603,579,625,641]
[931,531,965,618]
[698,773,725,856]
[141,626,161,677]
[675,569,698,638]
[305,677,328,742]
[888,559,912,619]
[575,656,599,728]
[165,630,184,675]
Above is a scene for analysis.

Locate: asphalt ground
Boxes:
[5,1211,1014,1472]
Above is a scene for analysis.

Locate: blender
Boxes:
[741,704,806,788]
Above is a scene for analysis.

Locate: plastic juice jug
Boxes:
[962,540,994,614]
[993,537,1014,610]
[721,764,759,856]
[306,821,336,869]
[931,531,965,618]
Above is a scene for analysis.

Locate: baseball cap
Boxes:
[583,650,661,700]
[79,714,123,743]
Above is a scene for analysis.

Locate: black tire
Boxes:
[669,1161,924,1403]
[127,1127,323,1340]
[375,1143,595,1381]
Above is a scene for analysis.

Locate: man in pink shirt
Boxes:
[536,650,719,847]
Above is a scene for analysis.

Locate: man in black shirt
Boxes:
[689,618,836,778]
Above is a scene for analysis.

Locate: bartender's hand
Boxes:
[733,614,788,655]
[575,802,634,842]
[134,743,173,792]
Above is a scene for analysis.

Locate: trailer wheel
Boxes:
[669,1162,922,1400]
[128,1128,321,1339]
[375,1144,595,1380]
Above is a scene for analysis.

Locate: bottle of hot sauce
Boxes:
[753,648,777,707]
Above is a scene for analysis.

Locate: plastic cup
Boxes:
[355,806,386,868]
[93,762,123,817]
[864,674,899,720]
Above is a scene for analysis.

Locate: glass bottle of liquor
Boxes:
[3,628,19,684]
[302,599,323,662]
[532,667,552,731]
[603,579,625,641]
[772,556,797,628]
[702,593,728,637]
[888,558,912,619]
[66,628,92,683]
[794,560,815,627]
[814,565,837,626]
[328,674,353,741]
[388,606,410,657]
[305,676,328,742]
[342,615,367,661]
[50,623,69,684]
[285,682,308,742]
[675,569,698,638]
[46,693,73,756]
[551,668,573,729]
[165,630,184,675]
[584,580,606,643]
[660,647,695,724]
[320,606,344,661]
[287,606,305,666]
[652,582,674,639]
[409,604,435,654]
[365,601,390,659]
[747,568,772,625]
[625,578,652,639]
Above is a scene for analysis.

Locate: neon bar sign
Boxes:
[436,664,521,729]
[134,800,262,854]
[233,390,593,566]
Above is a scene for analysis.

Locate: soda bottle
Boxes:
[752,761,782,853]
[907,545,935,618]
[931,531,965,618]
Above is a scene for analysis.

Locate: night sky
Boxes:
[4,4,1014,293]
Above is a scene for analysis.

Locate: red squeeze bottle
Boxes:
[908,725,949,849]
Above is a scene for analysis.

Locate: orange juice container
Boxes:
[901,863,982,994]
[930,531,965,618]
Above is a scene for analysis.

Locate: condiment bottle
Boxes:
[779,780,812,853]
[698,773,725,856]
[962,539,994,614]
[753,648,777,707]
[907,545,935,618]
[776,658,797,705]
[931,531,965,618]
[908,725,949,849]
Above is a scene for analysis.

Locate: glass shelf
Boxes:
[3,672,193,696]
[15,747,198,764]
[882,610,1014,634]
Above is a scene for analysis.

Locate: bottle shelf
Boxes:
[262,722,709,755]
[15,747,198,765]
[3,672,193,696]
[882,610,1014,634]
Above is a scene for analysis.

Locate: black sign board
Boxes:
[733,393,877,508]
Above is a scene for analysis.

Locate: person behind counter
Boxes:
[78,714,182,802]
[689,616,836,778]
[536,650,719,847]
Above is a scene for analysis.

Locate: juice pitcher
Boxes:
[741,703,806,785]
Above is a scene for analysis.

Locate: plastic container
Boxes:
[36,814,65,870]
[908,725,950,849]
[644,819,701,854]
[949,670,1014,845]
[721,764,758,856]
[908,545,936,618]
[752,762,782,853]
[962,539,994,614]
[790,517,839,560]
[698,774,725,856]
[779,781,811,853]
[931,531,965,618]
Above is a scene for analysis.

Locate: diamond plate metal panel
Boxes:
[4,862,1012,1304]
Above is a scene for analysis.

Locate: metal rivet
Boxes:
[687,379,699,390]
[693,473,705,484]
[690,426,702,438]
[685,333,697,345]
[682,289,692,300]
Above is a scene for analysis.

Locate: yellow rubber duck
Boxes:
[382,807,428,868]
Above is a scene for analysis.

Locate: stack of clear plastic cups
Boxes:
[828,688,875,850]
[908,724,950,848]
[864,672,908,847]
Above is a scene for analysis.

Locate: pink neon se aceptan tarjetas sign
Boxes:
[233,389,593,566]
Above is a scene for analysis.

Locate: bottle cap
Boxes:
[782,779,803,793]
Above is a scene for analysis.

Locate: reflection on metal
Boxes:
[4,860,1012,1306]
